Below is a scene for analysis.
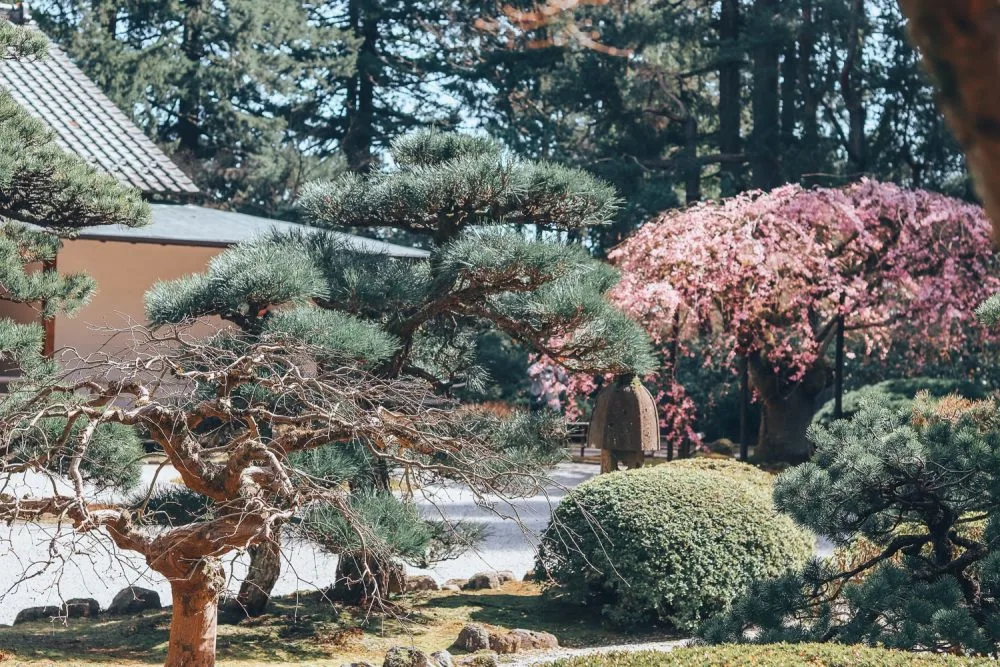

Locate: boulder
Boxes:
[457,652,499,667]
[13,606,60,625]
[510,629,559,650]
[107,586,162,615]
[455,623,491,652]
[488,629,559,654]
[342,663,376,667]
[444,578,468,589]
[405,575,440,592]
[62,598,100,618]
[431,649,454,667]
[496,570,516,585]
[522,571,537,583]
[384,646,431,667]
[462,572,500,591]
[441,584,462,593]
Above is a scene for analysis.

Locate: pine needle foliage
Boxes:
[142,130,652,604]
[0,24,149,379]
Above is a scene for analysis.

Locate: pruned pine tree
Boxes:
[0,22,149,377]
[144,130,654,615]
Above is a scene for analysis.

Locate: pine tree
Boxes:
[0,21,149,376]
[701,390,1000,654]
[143,130,654,614]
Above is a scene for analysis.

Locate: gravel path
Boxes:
[501,639,693,666]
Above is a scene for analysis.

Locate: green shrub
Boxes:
[535,461,813,630]
[812,377,987,427]
[552,644,991,667]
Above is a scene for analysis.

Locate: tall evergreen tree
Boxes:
[36,0,358,214]
[143,130,653,614]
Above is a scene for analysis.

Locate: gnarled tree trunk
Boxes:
[235,530,281,617]
[164,558,225,667]
[750,358,829,463]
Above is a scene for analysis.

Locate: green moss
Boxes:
[535,461,813,630]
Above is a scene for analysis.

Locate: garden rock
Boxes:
[384,646,431,667]
[62,598,100,618]
[342,663,376,667]
[108,586,162,615]
[444,578,467,589]
[13,606,59,625]
[462,572,500,590]
[405,575,440,592]
[522,571,536,582]
[455,623,491,651]
[442,584,461,592]
[456,652,498,667]
[431,649,454,667]
[497,570,516,584]
[510,629,559,650]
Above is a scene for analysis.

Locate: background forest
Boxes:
[30,0,980,444]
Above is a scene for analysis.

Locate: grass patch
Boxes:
[0,582,678,666]
[553,644,993,666]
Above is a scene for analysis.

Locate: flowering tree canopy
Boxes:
[608,179,1000,461]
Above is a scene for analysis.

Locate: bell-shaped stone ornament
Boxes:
[587,375,659,473]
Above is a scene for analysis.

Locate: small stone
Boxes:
[462,572,500,591]
[13,606,60,625]
[510,629,558,650]
[107,586,162,615]
[488,631,520,654]
[457,652,499,667]
[431,649,454,667]
[455,623,491,652]
[384,646,431,667]
[496,570,516,584]
[62,598,100,618]
[405,575,440,592]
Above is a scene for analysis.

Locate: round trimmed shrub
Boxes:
[535,461,813,630]
[551,644,992,667]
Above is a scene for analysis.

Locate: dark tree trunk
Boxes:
[750,357,829,463]
[235,531,281,617]
[683,111,701,204]
[164,559,224,667]
[798,0,820,185]
[750,0,781,190]
[718,0,742,196]
[329,552,404,605]
[178,0,204,154]
[842,0,867,177]
[344,0,378,173]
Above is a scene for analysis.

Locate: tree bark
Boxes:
[798,0,819,185]
[178,0,204,154]
[842,0,867,177]
[164,559,224,667]
[718,0,742,196]
[235,531,281,617]
[750,358,829,463]
[344,0,378,172]
[750,0,781,190]
[895,0,1000,245]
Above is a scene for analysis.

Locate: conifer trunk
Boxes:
[236,532,281,617]
[718,0,742,196]
[164,560,224,667]
[750,0,781,190]
[750,359,828,463]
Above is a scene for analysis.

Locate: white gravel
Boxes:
[0,462,598,625]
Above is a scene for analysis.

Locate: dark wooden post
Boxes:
[739,356,750,461]
[834,313,845,419]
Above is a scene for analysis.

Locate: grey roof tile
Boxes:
[0,34,200,195]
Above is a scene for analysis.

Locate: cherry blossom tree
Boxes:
[604,179,1000,462]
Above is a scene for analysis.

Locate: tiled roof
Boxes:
[76,204,430,258]
[0,35,200,196]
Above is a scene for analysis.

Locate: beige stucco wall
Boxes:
[52,238,222,360]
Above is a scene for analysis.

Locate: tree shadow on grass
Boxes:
[419,592,679,649]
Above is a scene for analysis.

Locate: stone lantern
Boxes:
[587,375,659,473]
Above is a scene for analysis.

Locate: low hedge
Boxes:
[552,644,991,667]
[535,460,813,630]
